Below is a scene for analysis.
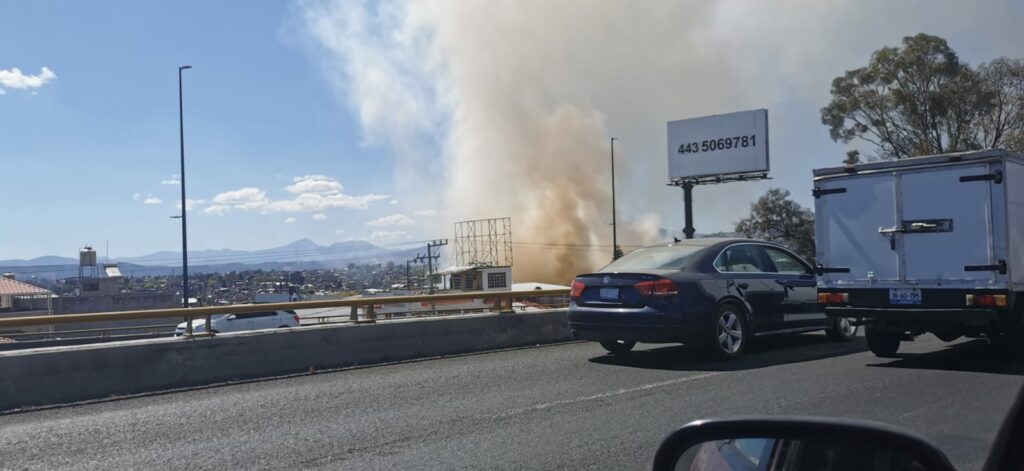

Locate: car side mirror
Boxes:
[226,314,236,321]
[652,417,955,471]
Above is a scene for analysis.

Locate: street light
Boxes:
[610,137,621,261]
[178,65,192,333]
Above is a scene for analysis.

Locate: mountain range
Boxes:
[0,239,421,279]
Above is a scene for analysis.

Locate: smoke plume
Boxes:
[301,0,1024,283]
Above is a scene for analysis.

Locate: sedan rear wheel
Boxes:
[711,304,747,359]
[599,339,636,355]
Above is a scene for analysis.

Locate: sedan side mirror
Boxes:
[653,417,955,471]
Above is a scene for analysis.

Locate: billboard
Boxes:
[667,109,769,180]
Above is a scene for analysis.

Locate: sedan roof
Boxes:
[656,237,760,248]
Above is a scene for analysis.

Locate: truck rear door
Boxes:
[814,172,901,284]
[898,163,999,284]
[817,161,1004,288]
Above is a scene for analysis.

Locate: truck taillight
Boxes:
[966,294,1007,307]
[634,279,678,297]
[570,280,585,298]
[818,292,848,304]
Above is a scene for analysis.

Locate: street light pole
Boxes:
[610,137,620,261]
[178,65,192,319]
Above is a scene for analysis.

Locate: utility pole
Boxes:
[610,137,622,260]
[415,239,448,294]
[177,64,195,335]
[405,259,414,290]
[178,65,192,308]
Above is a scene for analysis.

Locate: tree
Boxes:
[977,58,1024,151]
[843,150,861,166]
[735,188,816,263]
[821,33,1024,160]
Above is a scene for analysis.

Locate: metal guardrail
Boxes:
[0,289,571,332]
[1,324,179,339]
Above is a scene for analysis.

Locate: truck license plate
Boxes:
[599,288,619,300]
[889,288,922,305]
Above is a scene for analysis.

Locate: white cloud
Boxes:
[312,213,328,220]
[369,230,412,244]
[174,199,204,211]
[0,67,57,91]
[390,199,398,205]
[285,217,297,223]
[203,205,232,216]
[132,193,142,201]
[211,187,268,206]
[366,213,416,226]
[143,197,163,205]
[203,178,389,216]
[161,178,181,185]
[285,175,343,195]
[335,228,345,234]
[0,89,6,95]
[413,209,436,216]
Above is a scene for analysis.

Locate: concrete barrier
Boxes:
[0,309,571,412]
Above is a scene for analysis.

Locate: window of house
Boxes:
[487,272,507,289]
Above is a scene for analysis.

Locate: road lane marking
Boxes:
[494,372,725,419]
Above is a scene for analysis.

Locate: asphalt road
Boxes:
[2,332,1023,470]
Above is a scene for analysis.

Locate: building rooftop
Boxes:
[0,277,52,296]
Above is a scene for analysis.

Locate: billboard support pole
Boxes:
[682,182,695,239]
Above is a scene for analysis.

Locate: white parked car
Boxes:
[175,310,300,336]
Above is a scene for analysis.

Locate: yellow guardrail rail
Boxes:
[0,289,571,332]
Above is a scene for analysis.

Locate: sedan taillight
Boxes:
[570,279,585,298]
[634,279,678,297]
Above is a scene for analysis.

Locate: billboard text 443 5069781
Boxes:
[666,109,769,180]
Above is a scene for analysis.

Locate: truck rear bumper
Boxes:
[825,306,999,321]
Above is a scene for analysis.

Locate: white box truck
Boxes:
[813,149,1024,357]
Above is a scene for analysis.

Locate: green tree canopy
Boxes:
[735,188,815,263]
[821,33,1024,160]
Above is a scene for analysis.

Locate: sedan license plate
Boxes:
[599,287,619,301]
[889,288,922,305]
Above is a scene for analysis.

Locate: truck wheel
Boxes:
[600,340,636,355]
[827,317,858,341]
[865,325,900,357]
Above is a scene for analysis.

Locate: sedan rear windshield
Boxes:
[601,245,706,271]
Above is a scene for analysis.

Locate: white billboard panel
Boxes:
[667,109,769,180]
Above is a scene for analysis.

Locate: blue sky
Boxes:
[0,1,411,260]
[3,1,1024,268]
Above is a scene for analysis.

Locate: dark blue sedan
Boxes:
[568,238,857,358]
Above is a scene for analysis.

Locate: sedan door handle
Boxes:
[736,283,749,290]
[774,279,793,289]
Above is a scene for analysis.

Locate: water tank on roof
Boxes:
[80,246,97,267]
